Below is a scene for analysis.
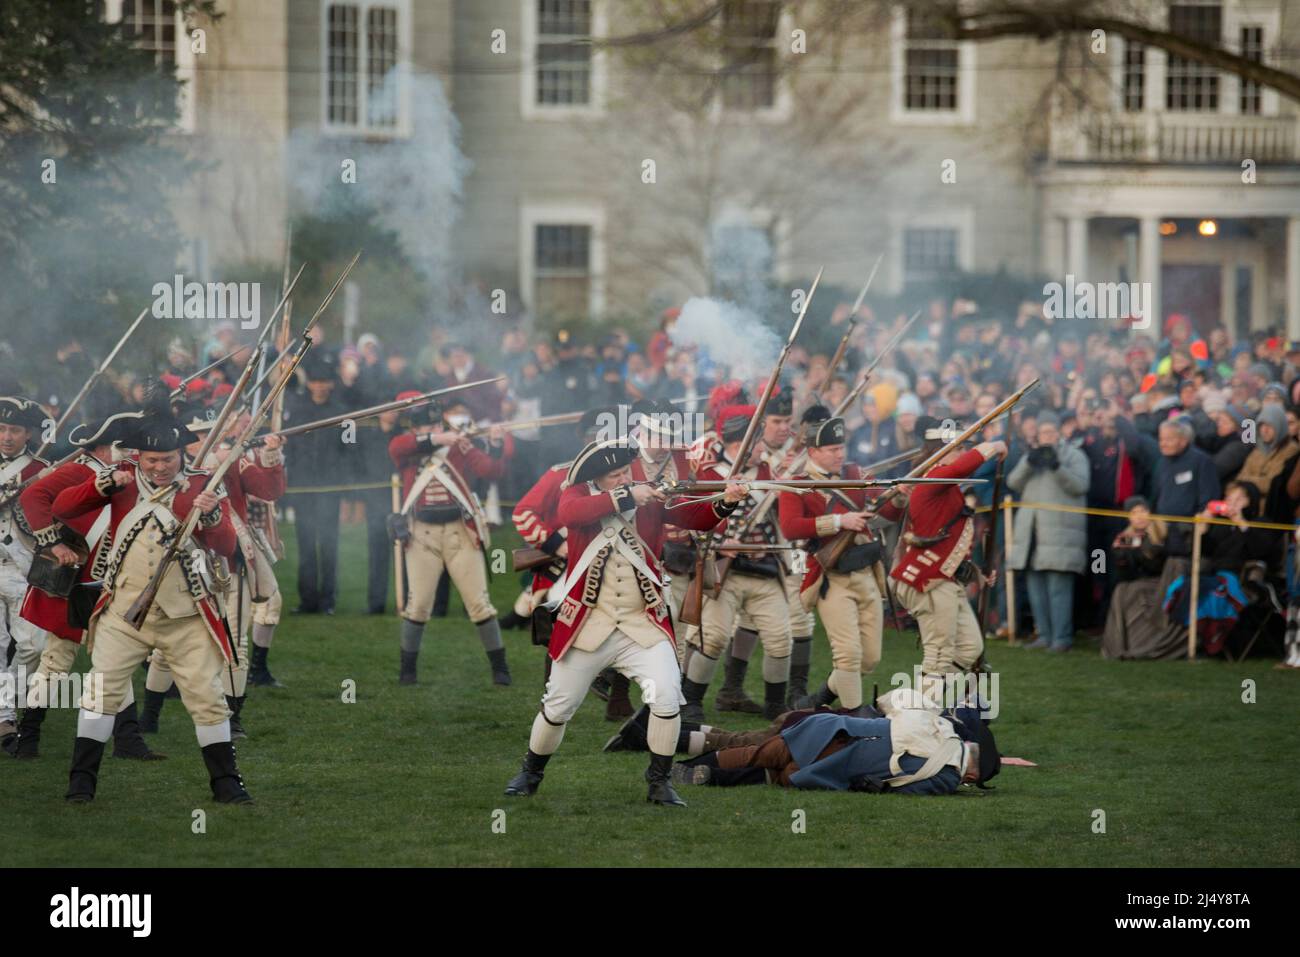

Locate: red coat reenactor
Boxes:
[390,395,514,686]
[779,409,902,714]
[891,420,1006,703]
[9,413,158,760]
[503,438,747,807]
[0,397,51,751]
[52,407,248,804]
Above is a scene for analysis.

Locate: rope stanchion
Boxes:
[1002,493,1016,646]
[1189,517,1205,662]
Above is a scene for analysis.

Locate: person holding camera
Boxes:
[1006,410,1090,652]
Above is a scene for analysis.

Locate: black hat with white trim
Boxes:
[807,416,846,448]
[631,400,678,439]
[0,396,45,431]
[69,411,145,448]
[567,438,640,486]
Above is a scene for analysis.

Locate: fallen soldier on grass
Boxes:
[604,689,1000,794]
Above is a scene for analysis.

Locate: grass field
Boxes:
[5,521,1298,868]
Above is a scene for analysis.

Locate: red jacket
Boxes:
[547,482,730,660]
[513,462,568,592]
[219,449,287,522]
[53,461,237,659]
[779,463,902,597]
[19,452,111,640]
[389,431,513,548]
[892,448,987,591]
[631,449,694,549]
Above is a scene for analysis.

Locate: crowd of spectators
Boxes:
[10,299,1300,666]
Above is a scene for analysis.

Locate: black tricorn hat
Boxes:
[808,416,846,448]
[767,389,793,417]
[69,411,146,448]
[121,413,199,452]
[0,396,45,431]
[567,438,640,486]
[974,721,1001,786]
[631,399,678,439]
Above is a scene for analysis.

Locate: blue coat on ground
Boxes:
[781,713,961,795]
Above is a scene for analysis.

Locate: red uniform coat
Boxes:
[19,452,111,640]
[778,463,902,598]
[219,449,287,521]
[52,462,238,659]
[547,483,731,660]
[1,453,48,541]
[513,462,568,593]
[631,449,694,551]
[891,448,986,592]
[389,432,513,549]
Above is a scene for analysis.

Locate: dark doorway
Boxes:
[1162,264,1221,338]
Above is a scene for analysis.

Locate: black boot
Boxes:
[763,681,788,720]
[140,689,165,733]
[715,654,762,713]
[504,749,550,796]
[399,649,418,685]
[10,707,45,759]
[487,647,512,686]
[66,737,107,803]
[603,704,651,752]
[680,677,708,723]
[793,681,837,711]
[248,644,283,688]
[201,741,253,804]
[645,753,687,807]
[588,667,615,702]
[786,657,810,710]
[226,695,247,740]
[111,702,166,760]
[605,672,634,721]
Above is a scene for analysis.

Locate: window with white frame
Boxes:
[535,1,593,106]
[903,9,959,112]
[903,228,959,283]
[1122,41,1145,112]
[323,1,405,133]
[102,0,194,130]
[720,0,781,111]
[534,224,593,319]
[119,0,178,64]
[1166,2,1221,111]
[1240,25,1263,115]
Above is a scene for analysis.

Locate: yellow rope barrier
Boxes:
[977,499,1299,533]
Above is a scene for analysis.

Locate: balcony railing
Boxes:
[1049,108,1300,164]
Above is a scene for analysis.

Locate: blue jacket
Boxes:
[782,713,961,795]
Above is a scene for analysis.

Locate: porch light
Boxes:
[1198,219,1218,237]
[1159,221,1178,236]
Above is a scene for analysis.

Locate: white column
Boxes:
[1288,217,1300,341]
[1042,214,1066,279]
[1138,216,1162,333]
[1066,215,1089,283]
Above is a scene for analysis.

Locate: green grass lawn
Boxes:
[5,522,1298,867]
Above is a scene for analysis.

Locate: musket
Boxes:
[171,263,307,403]
[832,308,923,418]
[821,252,884,391]
[255,225,293,412]
[249,376,506,445]
[656,476,979,503]
[812,378,1040,573]
[34,307,149,461]
[679,266,823,626]
[460,408,580,439]
[125,255,360,629]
